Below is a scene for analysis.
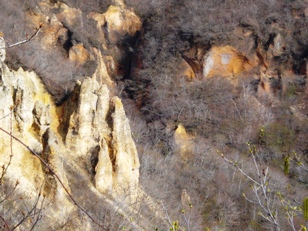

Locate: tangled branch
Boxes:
[218,144,303,231]
[0,127,107,230]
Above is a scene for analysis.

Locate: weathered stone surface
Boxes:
[0,3,163,230]
[40,14,65,49]
[233,26,257,58]
[203,46,258,78]
[56,3,81,26]
[90,4,142,45]
[0,34,142,230]
[92,48,115,88]
[110,96,140,192]
[64,77,140,195]
[178,58,196,81]
[271,33,285,57]
[174,123,194,160]
[0,64,62,229]
[94,139,113,194]
[0,63,144,229]
[0,34,5,63]
[68,43,90,65]
[65,78,110,158]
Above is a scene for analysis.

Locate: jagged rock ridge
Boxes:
[0,2,164,228]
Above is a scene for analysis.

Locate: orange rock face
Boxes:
[203,46,258,78]
[68,43,90,65]
[178,59,196,81]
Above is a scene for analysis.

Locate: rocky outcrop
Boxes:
[109,97,140,191]
[0,64,75,229]
[178,58,196,81]
[0,33,5,63]
[0,59,142,229]
[65,77,140,195]
[68,43,91,65]
[20,0,142,103]
[100,4,141,44]
[203,46,258,78]
[174,123,194,160]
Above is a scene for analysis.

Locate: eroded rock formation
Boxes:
[174,123,194,160]
[0,60,145,229]
[64,77,140,195]
[203,45,258,78]
[0,3,152,227]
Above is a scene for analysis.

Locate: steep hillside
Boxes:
[0,0,307,230]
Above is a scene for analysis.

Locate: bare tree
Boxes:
[0,106,46,231]
[220,143,305,231]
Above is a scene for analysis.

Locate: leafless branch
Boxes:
[0,25,42,50]
[160,201,173,227]
[219,146,282,230]
[11,191,42,231]
[0,214,11,231]
[0,106,14,184]
[0,127,107,231]
[0,181,19,204]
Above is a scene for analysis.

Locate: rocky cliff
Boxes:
[0,0,307,230]
[0,1,165,230]
[0,62,149,230]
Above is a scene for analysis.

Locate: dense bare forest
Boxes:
[0,0,308,230]
[124,1,308,229]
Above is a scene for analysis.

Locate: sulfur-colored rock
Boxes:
[65,77,140,195]
[90,5,142,45]
[0,4,163,230]
[68,43,90,65]
[174,123,194,160]
[110,96,140,192]
[0,63,67,231]
[0,36,143,229]
[178,59,196,81]
[92,48,115,88]
[56,3,81,27]
[203,46,258,78]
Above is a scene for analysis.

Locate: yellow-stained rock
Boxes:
[110,96,140,193]
[41,14,65,49]
[0,62,145,228]
[174,124,194,160]
[92,48,115,88]
[65,78,140,196]
[56,3,81,27]
[90,5,142,44]
[0,4,161,230]
[257,70,283,99]
[68,43,90,65]
[0,64,63,224]
[178,59,196,81]
[94,139,113,194]
[203,46,258,78]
